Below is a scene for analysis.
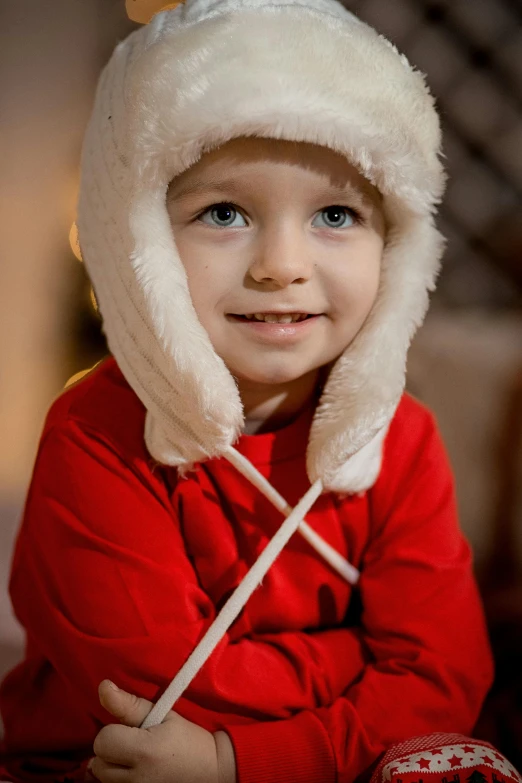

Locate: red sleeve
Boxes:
[9,416,367,732]
[225,407,495,783]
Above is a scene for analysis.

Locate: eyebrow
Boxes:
[168,179,242,202]
[168,177,378,208]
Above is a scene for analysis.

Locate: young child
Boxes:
[0,0,519,781]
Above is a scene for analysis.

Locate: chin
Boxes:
[233,361,311,387]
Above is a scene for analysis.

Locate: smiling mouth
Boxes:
[229,313,317,324]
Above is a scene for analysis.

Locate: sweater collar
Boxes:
[231,402,315,467]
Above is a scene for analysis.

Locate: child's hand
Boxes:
[88,679,218,783]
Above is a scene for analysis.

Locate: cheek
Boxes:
[174,237,227,316]
[185,273,228,338]
[329,242,382,315]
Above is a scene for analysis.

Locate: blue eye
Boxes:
[198,203,247,228]
[312,207,356,229]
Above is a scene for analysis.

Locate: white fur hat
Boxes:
[77,0,446,494]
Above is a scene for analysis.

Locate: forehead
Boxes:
[168,136,382,206]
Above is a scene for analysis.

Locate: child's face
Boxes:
[167,137,385,389]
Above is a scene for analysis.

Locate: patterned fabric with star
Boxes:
[370,734,521,783]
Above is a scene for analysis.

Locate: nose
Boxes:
[248,224,314,288]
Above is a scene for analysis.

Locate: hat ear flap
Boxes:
[125,0,185,24]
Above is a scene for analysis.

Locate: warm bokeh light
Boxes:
[64,361,102,390]
[69,222,82,262]
[125,0,184,23]
[64,367,93,389]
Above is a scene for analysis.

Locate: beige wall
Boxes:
[0,0,135,674]
[0,0,133,499]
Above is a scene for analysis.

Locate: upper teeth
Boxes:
[245,313,309,323]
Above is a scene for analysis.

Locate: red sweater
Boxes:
[0,356,493,782]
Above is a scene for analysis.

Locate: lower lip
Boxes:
[227,315,323,343]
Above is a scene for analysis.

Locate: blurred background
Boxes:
[0,0,521,766]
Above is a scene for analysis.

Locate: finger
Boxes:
[93,723,146,766]
[98,680,154,727]
[90,755,131,783]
